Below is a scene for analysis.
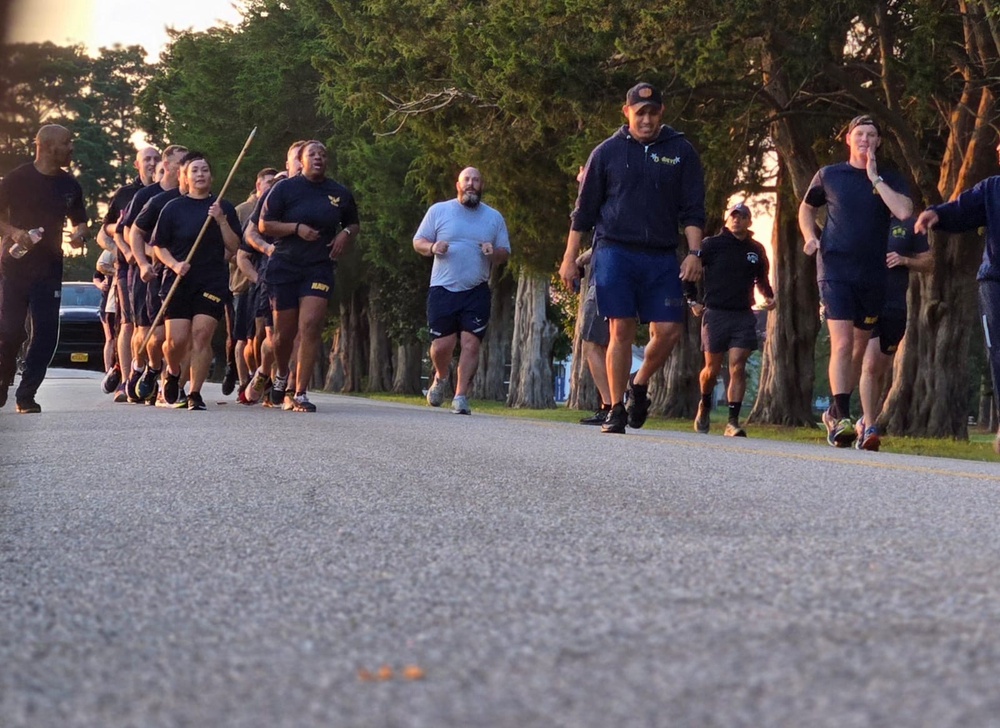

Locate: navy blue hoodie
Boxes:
[929,175,1000,282]
[572,125,706,252]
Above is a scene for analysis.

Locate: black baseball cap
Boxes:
[728,202,752,220]
[848,114,881,136]
[626,82,663,108]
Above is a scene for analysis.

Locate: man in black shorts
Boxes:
[413,167,511,415]
[106,145,160,401]
[690,203,774,437]
[0,125,88,412]
[799,115,913,447]
[853,217,931,450]
[151,152,242,410]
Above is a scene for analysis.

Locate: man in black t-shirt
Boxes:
[151,152,242,411]
[104,145,160,401]
[799,115,913,448]
[0,125,88,412]
[690,203,774,437]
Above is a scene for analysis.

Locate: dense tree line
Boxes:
[2,0,998,436]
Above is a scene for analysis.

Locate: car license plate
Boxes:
[70,352,88,363]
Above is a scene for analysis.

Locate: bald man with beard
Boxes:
[0,125,88,412]
[413,167,511,415]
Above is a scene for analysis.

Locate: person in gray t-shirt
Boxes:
[413,167,511,415]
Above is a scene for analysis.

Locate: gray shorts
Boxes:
[701,308,758,354]
[580,282,609,347]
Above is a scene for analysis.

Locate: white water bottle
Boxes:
[9,227,44,259]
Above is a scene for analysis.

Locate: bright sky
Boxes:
[7,0,244,60]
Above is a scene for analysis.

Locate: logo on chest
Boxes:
[649,153,681,165]
[328,196,340,207]
[746,252,759,265]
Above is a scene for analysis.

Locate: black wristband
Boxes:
[295,223,301,237]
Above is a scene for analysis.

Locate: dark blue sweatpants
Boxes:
[0,273,61,402]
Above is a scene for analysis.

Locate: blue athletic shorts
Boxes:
[819,280,883,330]
[593,245,685,323]
[427,282,491,340]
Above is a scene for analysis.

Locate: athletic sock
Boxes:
[728,401,742,425]
[700,393,712,409]
[833,393,851,420]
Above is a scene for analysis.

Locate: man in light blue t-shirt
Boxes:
[413,167,511,415]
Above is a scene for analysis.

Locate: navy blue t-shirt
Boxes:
[804,162,909,283]
[106,179,144,270]
[136,188,183,277]
[151,194,241,292]
[0,162,87,277]
[884,217,929,312]
[262,175,359,272]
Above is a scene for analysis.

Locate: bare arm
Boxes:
[236,249,258,284]
[559,229,585,290]
[243,224,275,257]
[679,225,703,282]
[887,249,933,273]
[799,201,821,255]
[414,236,447,257]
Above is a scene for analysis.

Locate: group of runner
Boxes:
[95,139,359,412]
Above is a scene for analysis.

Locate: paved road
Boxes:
[2,370,1000,727]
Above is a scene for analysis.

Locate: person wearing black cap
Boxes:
[690,202,774,437]
[799,115,912,447]
[559,82,706,434]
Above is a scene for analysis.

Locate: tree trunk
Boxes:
[881,229,981,437]
[506,269,557,409]
[749,164,820,426]
[391,341,423,395]
[748,42,823,427]
[326,286,368,393]
[567,266,599,411]
[472,265,515,400]
[366,295,393,392]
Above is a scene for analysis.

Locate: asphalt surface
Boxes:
[2,369,1000,727]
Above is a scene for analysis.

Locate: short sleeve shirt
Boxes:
[414,199,511,292]
[804,162,909,284]
[262,175,359,270]
[0,162,87,277]
[151,194,241,293]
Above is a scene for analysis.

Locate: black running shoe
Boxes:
[101,365,122,395]
[164,372,180,405]
[137,366,159,400]
[15,397,41,414]
[270,373,288,407]
[125,368,142,403]
[579,405,611,426]
[625,373,650,429]
[601,403,628,434]
[187,390,206,411]
[221,363,237,396]
[292,393,317,412]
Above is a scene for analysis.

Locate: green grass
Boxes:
[361,394,999,463]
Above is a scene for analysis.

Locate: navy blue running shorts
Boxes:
[592,245,685,323]
[819,279,884,330]
[871,308,906,354]
[163,279,228,321]
[427,282,491,340]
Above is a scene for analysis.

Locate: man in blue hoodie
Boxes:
[560,83,706,434]
[916,139,1000,454]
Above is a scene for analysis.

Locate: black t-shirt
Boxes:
[0,162,87,277]
[104,179,144,270]
[884,217,929,312]
[123,182,165,230]
[136,188,183,276]
[804,162,909,284]
[700,229,774,311]
[262,175,359,270]
[151,194,241,292]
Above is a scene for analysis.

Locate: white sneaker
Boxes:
[450,395,471,415]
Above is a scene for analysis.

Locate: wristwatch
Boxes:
[689,249,702,258]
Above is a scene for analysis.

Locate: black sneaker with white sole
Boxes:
[601,403,628,434]
[187,391,207,411]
